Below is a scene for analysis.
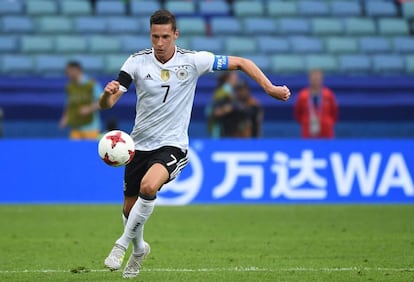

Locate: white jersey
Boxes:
[119,46,217,151]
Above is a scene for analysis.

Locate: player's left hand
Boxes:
[266,85,291,101]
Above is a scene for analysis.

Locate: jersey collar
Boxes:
[152,46,177,67]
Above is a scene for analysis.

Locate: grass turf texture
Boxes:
[0,205,413,281]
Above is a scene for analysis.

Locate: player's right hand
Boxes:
[104,80,120,95]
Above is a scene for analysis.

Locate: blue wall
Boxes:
[1,139,413,204]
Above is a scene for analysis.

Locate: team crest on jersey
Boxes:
[175,65,189,80]
[161,69,170,82]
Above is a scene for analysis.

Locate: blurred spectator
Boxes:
[234,80,263,137]
[207,72,239,137]
[294,69,338,138]
[60,61,102,140]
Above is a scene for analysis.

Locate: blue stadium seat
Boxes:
[1,55,33,74]
[267,1,298,17]
[331,1,362,16]
[89,36,121,53]
[305,55,337,72]
[393,37,414,53]
[1,16,34,33]
[378,19,409,35]
[37,16,73,33]
[34,55,67,74]
[243,55,270,72]
[68,55,104,73]
[339,55,371,73]
[61,0,92,15]
[225,37,256,55]
[271,55,304,74]
[96,0,126,15]
[120,36,151,53]
[311,18,343,35]
[372,55,405,73]
[406,55,414,73]
[298,0,329,16]
[21,36,54,53]
[177,18,206,35]
[365,1,397,17]
[26,0,58,15]
[233,1,264,17]
[199,1,230,16]
[345,18,376,35]
[359,37,391,54]
[55,35,88,53]
[75,17,107,34]
[326,37,358,54]
[190,37,224,54]
[211,17,241,35]
[130,1,161,16]
[139,18,150,33]
[289,36,323,53]
[165,1,196,15]
[278,18,310,35]
[107,17,141,34]
[0,36,17,53]
[256,36,290,54]
[243,18,276,35]
[0,0,23,15]
[176,36,191,50]
[105,54,129,74]
[402,2,414,20]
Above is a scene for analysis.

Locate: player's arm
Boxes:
[99,81,123,109]
[227,56,290,101]
[100,57,134,109]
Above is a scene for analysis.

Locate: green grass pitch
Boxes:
[0,205,413,281]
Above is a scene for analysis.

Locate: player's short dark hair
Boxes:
[150,9,177,31]
[66,61,82,71]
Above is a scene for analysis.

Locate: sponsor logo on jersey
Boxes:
[161,70,170,82]
[144,73,153,80]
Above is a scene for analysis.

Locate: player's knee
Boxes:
[140,178,158,196]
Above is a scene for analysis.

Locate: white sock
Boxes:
[122,214,140,254]
[116,197,155,254]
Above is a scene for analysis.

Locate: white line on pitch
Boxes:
[0,267,413,274]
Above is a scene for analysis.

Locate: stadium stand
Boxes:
[60,1,92,16]
[1,0,414,138]
[267,1,298,17]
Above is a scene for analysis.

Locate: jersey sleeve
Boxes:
[117,55,136,92]
[194,51,215,76]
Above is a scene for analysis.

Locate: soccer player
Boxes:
[99,10,290,278]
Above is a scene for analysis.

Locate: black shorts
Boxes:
[123,146,188,197]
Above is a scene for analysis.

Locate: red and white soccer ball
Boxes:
[98,130,135,167]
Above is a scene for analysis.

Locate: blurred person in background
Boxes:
[207,72,239,137]
[60,61,102,140]
[234,80,263,137]
[294,69,338,138]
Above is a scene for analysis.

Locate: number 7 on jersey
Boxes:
[161,85,170,103]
